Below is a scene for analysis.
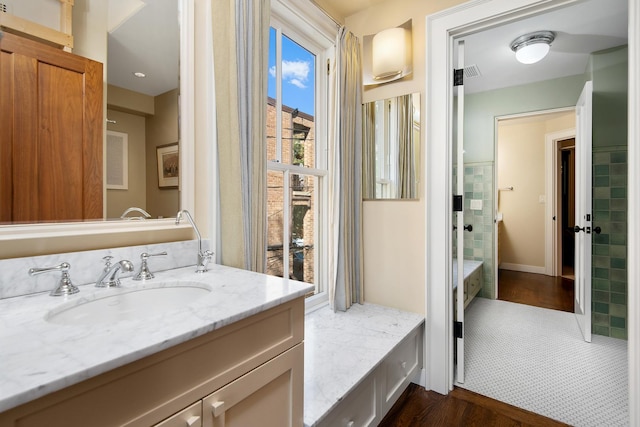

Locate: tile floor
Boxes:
[456,298,628,427]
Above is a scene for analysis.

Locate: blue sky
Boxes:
[268,28,315,116]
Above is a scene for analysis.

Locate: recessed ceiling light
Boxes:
[133,72,146,78]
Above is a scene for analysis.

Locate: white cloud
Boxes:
[289,78,306,89]
[270,60,310,89]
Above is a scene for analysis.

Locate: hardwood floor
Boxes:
[498,269,574,312]
[379,383,570,427]
[378,271,577,426]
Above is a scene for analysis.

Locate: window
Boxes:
[266,4,333,304]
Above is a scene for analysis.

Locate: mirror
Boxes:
[105,0,180,220]
[0,0,182,225]
[362,92,420,199]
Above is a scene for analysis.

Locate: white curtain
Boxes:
[328,27,364,311]
[397,94,416,198]
[212,0,269,272]
[362,102,376,199]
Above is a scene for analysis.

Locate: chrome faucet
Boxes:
[175,209,214,273]
[29,262,79,296]
[96,258,134,287]
[133,251,168,280]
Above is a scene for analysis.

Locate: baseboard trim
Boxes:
[499,263,546,275]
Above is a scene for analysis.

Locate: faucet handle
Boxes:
[101,255,113,271]
[133,251,167,280]
[29,262,80,296]
[196,250,214,273]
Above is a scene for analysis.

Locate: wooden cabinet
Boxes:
[0,31,103,223]
[0,298,305,427]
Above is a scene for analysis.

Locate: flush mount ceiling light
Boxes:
[510,31,555,64]
[133,71,146,78]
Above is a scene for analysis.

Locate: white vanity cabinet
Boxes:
[453,260,483,310]
[154,402,203,427]
[0,298,305,427]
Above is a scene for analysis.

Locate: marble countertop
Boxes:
[0,264,313,413]
[303,303,424,427]
[452,258,483,287]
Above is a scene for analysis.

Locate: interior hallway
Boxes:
[498,269,574,312]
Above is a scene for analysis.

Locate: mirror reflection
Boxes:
[106,0,180,220]
[0,0,180,225]
[362,92,420,199]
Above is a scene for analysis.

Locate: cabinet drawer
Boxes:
[463,278,469,303]
[468,268,482,297]
[317,375,378,427]
[384,328,420,407]
[154,402,202,427]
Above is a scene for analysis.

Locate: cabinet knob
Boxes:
[185,415,201,427]
[211,401,225,418]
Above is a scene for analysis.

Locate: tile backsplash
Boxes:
[0,240,211,299]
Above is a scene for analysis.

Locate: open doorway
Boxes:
[558,137,575,280]
[495,110,576,312]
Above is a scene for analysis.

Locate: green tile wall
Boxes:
[592,146,627,339]
[453,163,495,299]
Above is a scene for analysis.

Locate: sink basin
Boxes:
[46,282,211,325]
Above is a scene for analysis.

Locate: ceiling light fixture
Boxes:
[510,31,555,64]
[133,72,146,78]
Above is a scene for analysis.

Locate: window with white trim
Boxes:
[266,4,333,304]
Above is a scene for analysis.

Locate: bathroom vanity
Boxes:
[453,259,483,310]
[0,260,313,427]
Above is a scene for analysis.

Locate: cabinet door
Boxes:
[154,402,202,427]
[383,328,421,410]
[202,344,303,427]
[317,374,378,427]
[0,32,103,223]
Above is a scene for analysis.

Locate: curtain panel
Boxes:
[329,27,364,311]
[362,102,376,199]
[397,94,416,198]
[212,0,269,272]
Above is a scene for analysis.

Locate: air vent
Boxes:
[464,64,481,79]
[0,3,8,13]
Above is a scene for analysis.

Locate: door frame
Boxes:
[491,108,575,301]
[546,127,576,277]
[425,1,639,421]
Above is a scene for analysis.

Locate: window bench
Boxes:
[304,303,425,427]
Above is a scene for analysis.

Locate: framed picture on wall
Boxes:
[156,143,179,188]
[106,130,128,190]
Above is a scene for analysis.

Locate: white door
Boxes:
[454,40,466,383]
[574,81,593,343]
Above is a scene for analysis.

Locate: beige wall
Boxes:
[107,86,180,220]
[497,111,575,270]
[146,90,181,219]
[106,110,147,219]
[346,0,467,314]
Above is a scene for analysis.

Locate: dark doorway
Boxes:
[559,138,575,279]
